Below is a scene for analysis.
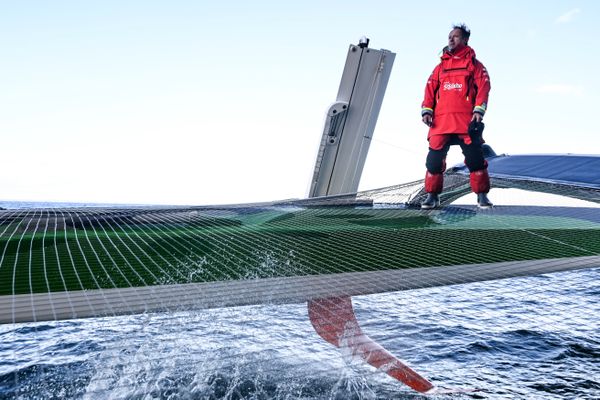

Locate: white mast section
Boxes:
[309,37,395,198]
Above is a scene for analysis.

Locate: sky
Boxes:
[1,1,598,205]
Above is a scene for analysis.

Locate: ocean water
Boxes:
[1,268,598,399]
[0,202,599,399]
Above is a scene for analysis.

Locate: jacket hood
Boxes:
[440,45,475,60]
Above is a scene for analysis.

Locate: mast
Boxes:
[309,37,395,198]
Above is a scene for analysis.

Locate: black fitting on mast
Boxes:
[358,36,370,48]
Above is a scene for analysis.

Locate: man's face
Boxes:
[448,28,467,51]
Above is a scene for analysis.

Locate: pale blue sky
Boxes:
[1,1,598,205]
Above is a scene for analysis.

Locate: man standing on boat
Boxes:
[420,24,492,209]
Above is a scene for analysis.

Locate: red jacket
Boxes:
[421,45,491,137]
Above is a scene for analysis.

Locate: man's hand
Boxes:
[422,114,433,127]
[471,113,483,123]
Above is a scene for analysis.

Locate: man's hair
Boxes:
[452,23,471,42]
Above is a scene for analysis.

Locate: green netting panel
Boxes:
[1,178,599,324]
[1,180,599,399]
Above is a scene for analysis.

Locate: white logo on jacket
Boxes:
[443,82,463,91]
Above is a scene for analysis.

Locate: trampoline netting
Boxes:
[1,165,599,398]
[1,169,599,324]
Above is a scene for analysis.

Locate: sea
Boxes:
[0,201,598,400]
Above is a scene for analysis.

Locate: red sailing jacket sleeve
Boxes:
[421,64,441,116]
[472,60,491,116]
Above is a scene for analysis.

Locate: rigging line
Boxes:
[488,213,599,256]
[0,209,28,275]
[10,210,36,324]
[27,209,43,322]
[41,210,58,321]
[370,137,422,157]
[11,210,36,296]
[52,210,76,318]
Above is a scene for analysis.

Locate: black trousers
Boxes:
[426,135,486,173]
